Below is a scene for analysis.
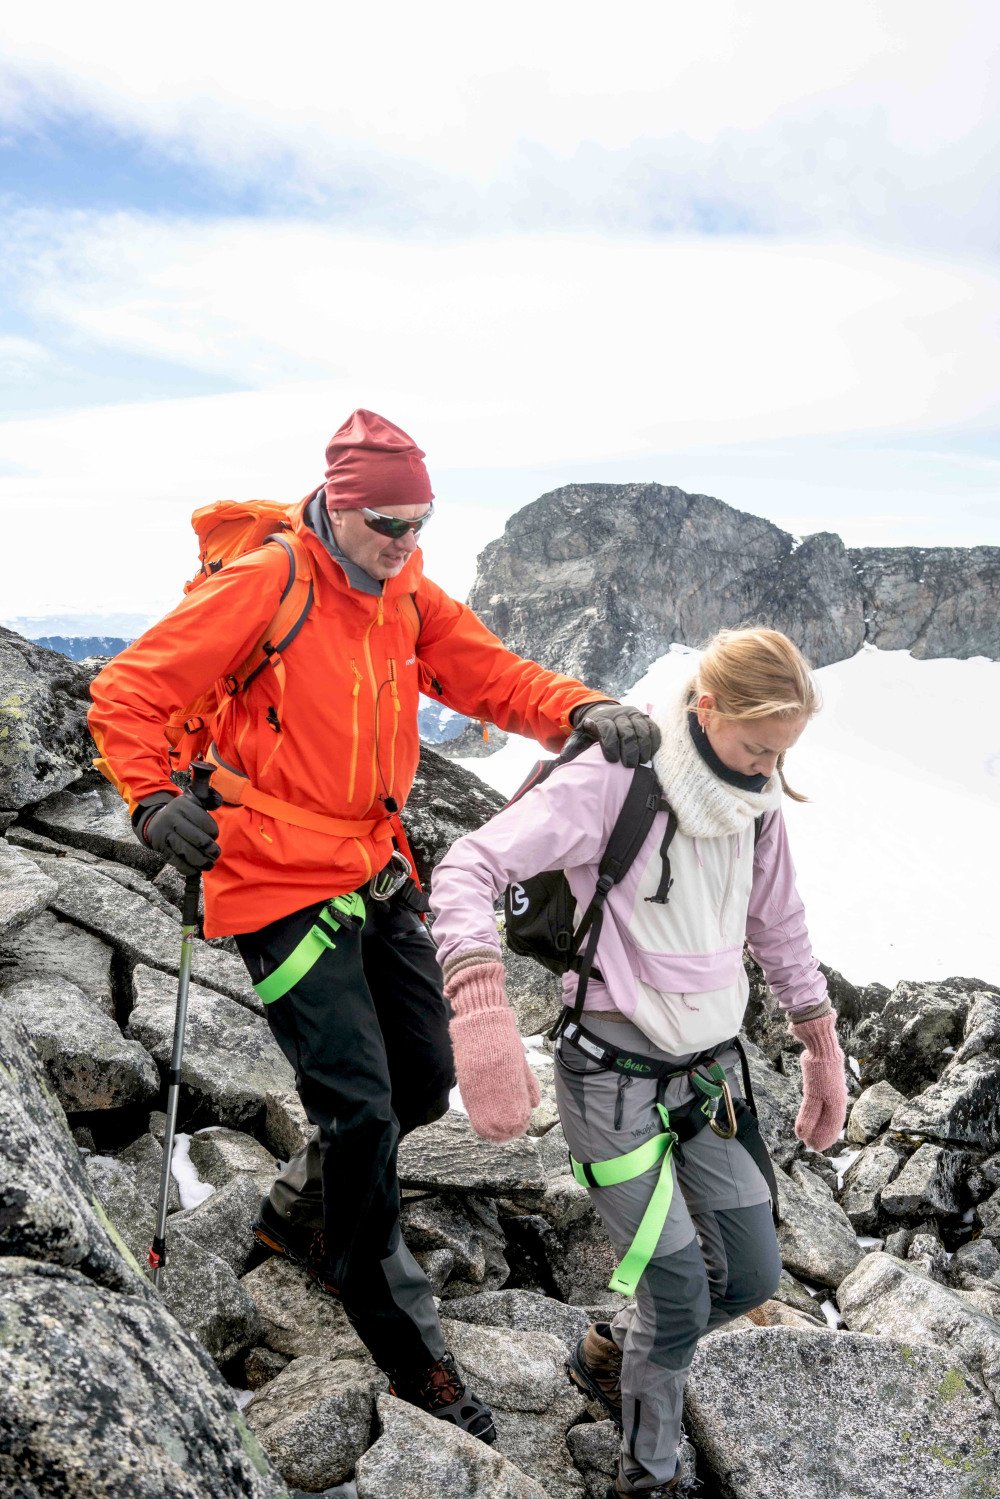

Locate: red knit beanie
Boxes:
[324,409,434,511]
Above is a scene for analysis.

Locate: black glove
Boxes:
[570,701,661,768]
[133,790,222,876]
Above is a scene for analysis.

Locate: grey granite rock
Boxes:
[879,1143,970,1219]
[0,907,115,1015]
[504,941,564,1041]
[440,1317,571,1413]
[853,979,975,1095]
[846,1080,905,1144]
[851,544,1000,660]
[241,1256,370,1360]
[25,772,164,874]
[127,965,294,1131]
[409,746,505,886]
[0,1013,150,1295]
[545,1203,620,1305]
[838,1140,906,1232]
[265,1086,312,1160]
[442,1288,591,1350]
[119,1130,180,1213]
[0,628,95,811]
[837,1252,1000,1405]
[244,1345,292,1390]
[492,1389,587,1499]
[171,1173,263,1278]
[977,1186,1000,1240]
[355,1393,549,1498]
[466,484,865,698]
[890,1052,1000,1151]
[685,1324,1000,1499]
[776,1163,863,1289]
[85,1151,262,1365]
[247,1355,385,1491]
[952,1236,1000,1287]
[397,1109,546,1200]
[0,972,159,1113]
[189,1124,281,1194]
[566,1420,621,1499]
[739,1036,802,1170]
[31,854,261,1011]
[0,839,57,938]
[402,1192,508,1293]
[0,1257,285,1498]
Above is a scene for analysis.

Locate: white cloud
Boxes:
[1,3,997,248]
[1,218,998,615]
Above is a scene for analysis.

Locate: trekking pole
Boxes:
[148,759,215,1289]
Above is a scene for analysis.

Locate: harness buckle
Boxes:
[369,850,412,903]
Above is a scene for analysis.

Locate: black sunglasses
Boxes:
[361,504,434,540]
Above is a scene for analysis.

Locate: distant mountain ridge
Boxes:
[467,483,1000,697]
[35,637,132,662]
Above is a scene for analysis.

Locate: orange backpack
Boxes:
[165,498,316,772]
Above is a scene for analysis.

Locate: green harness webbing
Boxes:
[253,892,366,1004]
[568,1062,730,1297]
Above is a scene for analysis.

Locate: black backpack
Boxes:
[502,734,677,1038]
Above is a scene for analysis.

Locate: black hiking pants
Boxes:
[235,886,454,1375]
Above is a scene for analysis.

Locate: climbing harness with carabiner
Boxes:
[252,891,366,1004]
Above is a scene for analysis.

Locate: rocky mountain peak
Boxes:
[468,482,999,697]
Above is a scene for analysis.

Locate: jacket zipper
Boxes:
[362,599,384,809]
[386,657,400,802]
[347,660,362,802]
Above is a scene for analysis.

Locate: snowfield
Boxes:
[454,646,1000,989]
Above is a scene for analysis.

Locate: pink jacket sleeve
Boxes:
[745,809,828,1016]
[428,747,623,972]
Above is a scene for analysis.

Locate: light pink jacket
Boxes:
[429,744,827,1054]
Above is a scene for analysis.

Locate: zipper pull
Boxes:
[266,706,281,733]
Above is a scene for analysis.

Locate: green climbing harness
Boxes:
[252,892,366,1004]
[567,1059,738,1297]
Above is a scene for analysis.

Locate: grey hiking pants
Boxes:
[555,1015,781,1491]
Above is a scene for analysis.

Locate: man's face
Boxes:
[326,501,430,581]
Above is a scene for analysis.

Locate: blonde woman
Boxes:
[429,628,847,1498]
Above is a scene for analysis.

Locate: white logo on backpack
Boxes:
[509,883,529,916]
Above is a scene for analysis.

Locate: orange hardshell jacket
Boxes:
[88,497,606,938]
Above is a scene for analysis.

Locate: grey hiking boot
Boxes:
[388,1351,497,1444]
[567,1322,623,1427]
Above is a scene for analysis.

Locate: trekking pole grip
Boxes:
[182,760,216,926]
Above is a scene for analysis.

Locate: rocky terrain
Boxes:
[466,484,1000,697]
[2,628,1000,1498]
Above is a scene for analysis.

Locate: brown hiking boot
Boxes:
[567,1322,623,1427]
[250,1199,339,1296]
[388,1351,496,1443]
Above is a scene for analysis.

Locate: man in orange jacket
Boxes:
[89,409,658,1442]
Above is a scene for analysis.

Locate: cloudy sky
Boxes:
[1,1,998,620]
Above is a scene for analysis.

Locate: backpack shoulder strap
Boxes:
[235,530,315,692]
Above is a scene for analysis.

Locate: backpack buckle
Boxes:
[223,675,239,697]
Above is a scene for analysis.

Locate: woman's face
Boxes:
[698,695,809,780]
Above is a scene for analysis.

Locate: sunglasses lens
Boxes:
[363,508,431,539]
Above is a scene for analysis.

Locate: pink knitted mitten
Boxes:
[445,960,540,1143]
[790,1009,848,1152]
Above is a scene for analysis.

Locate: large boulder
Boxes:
[355,1393,549,1498]
[247,1355,385,1492]
[397,1110,546,1200]
[23,771,164,874]
[0,907,115,1016]
[29,854,260,1012]
[0,839,57,940]
[0,973,158,1114]
[127,965,294,1132]
[241,1256,369,1361]
[0,1257,284,1497]
[0,1013,149,1295]
[853,979,973,1095]
[409,746,505,886]
[0,628,94,812]
[685,1323,1000,1499]
[776,1164,864,1289]
[837,1252,1000,1405]
[878,1143,970,1220]
[890,1053,1000,1152]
